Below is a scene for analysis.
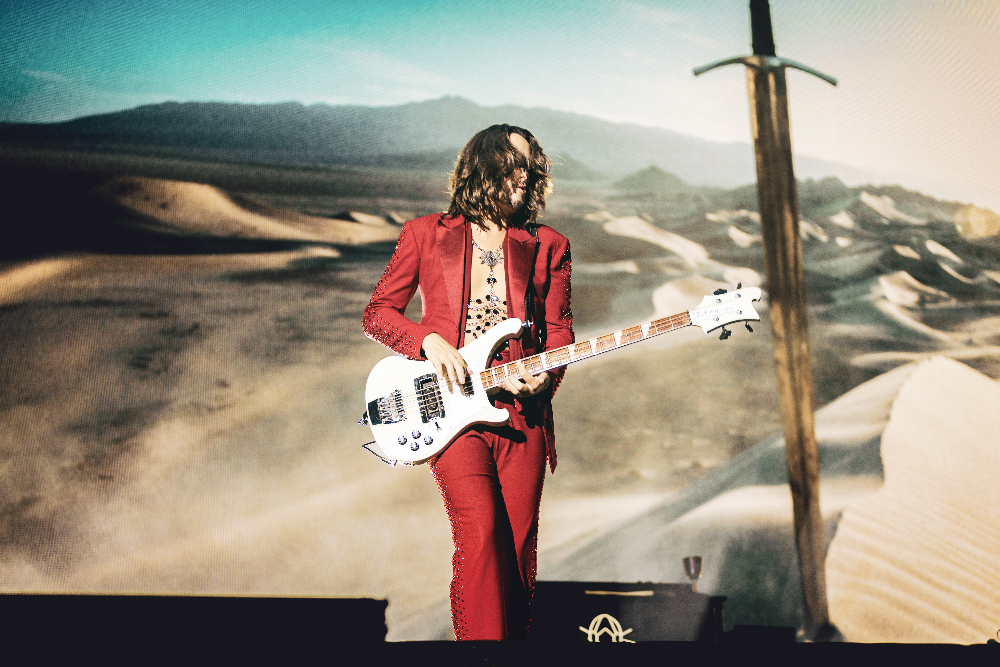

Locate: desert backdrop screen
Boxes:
[1,0,998,643]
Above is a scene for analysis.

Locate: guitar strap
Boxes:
[523,223,546,351]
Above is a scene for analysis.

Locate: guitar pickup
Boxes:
[366,390,405,426]
[415,374,445,423]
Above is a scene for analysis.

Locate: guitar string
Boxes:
[479,314,690,389]
[468,315,690,395]
[380,313,692,416]
[375,298,755,436]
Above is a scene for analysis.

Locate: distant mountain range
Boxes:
[0,97,881,189]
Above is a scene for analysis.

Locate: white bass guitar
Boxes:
[360,286,761,465]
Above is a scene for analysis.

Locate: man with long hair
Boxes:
[363,124,573,639]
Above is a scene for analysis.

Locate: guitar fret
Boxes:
[523,354,551,376]
[596,334,616,353]
[479,307,698,391]
[621,325,643,345]
[546,348,571,368]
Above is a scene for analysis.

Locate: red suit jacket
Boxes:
[363,213,574,470]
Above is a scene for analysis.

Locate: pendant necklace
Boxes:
[467,237,507,339]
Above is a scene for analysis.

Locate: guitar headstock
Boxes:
[689,286,762,337]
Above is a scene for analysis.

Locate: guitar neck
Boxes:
[480,311,692,390]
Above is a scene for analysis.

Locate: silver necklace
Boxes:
[472,238,503,271]
[471,238,503,300]
[467,237,506,338]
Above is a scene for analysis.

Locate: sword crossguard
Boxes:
[693,54,837,86]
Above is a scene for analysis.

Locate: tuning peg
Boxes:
[713,288,728,296]
[736,282,743,289]
[745,322,753,333]
[719,326,732,340]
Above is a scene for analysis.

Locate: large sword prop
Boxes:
[694,0,837,639]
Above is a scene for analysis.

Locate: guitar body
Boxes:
[364,318,524,464]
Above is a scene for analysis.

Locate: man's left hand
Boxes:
[502,361,551,398]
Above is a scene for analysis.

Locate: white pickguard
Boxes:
[364,318,524,464]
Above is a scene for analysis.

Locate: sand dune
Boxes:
[543,357,1000,640]
[0,249,336,307]
[830,211,855,229]
[800,220,830,243]
[893,244,922,260]
[95,176,400,245]
[954,204,1000,240]
[850,346,1000,371]
[574,260,640,275]
[860,191,927,225]
[727,225,759,248]
[828,357,1000,643]
[705,209,760,225]
[603,215,710,267]
[925,239,963,264]
[543,361,915,573]
[540,362,916,629]
[586,211,763,322]
[938,261,977,285]
[0,257,89,306]
[875,299,965,344]
[878,271,953,308]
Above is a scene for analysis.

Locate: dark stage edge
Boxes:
[2,594,996,664]
[373,642,996,667]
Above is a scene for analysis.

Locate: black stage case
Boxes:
[530,581,725,642]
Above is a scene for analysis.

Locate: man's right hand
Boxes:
[422,333,468,388]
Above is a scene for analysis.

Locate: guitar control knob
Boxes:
[423,435,434,446]
[411,430,421,439]
[397,434,407,445]
[410,441,420,451]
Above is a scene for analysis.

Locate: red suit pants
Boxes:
[430,423,547,640]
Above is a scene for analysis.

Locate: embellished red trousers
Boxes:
[430,423,547,640]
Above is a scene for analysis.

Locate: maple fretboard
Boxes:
[479,311,693,390]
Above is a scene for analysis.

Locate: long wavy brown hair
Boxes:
[447,124,551,230]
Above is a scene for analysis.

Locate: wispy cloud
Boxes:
[24,69,71,83]
[620,2,720,49]
[4,69,172,122]
[620,2,689,27]
[279,34,456,105]
[342,49,455,90]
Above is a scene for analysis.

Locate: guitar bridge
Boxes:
[366,390,405,426]
[415,374,445,423]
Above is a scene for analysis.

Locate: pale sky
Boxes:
[3,0,999,210]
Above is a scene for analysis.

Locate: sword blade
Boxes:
[746,0,830,636]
